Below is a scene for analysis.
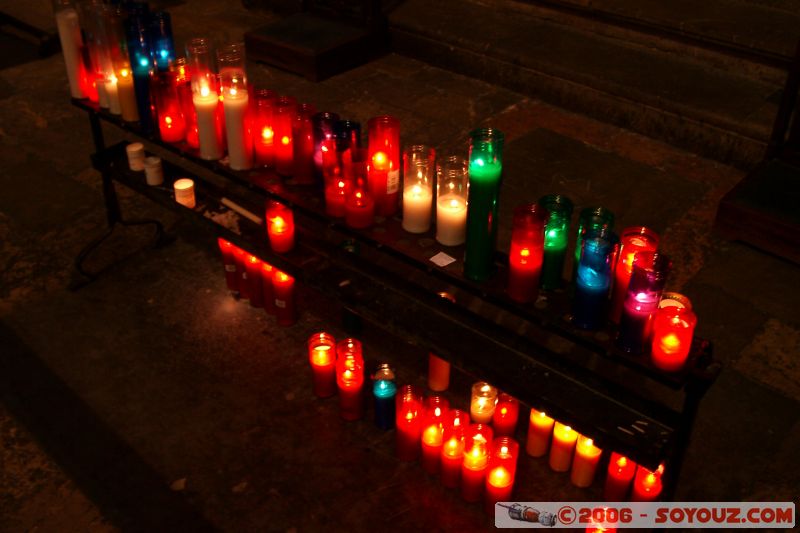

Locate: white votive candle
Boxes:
[193,87,223,160]
[402,184,433,233]
[223,87,252,170]
[436,193,467,246]
[173,178,196,208]
[55,6,85,99]
[144,156,163,186]
[126,142,146,171]
[105,76,121,115]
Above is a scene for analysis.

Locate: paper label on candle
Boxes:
[387,170,400,194]
[430,252,456,268]
[275,299,286,308]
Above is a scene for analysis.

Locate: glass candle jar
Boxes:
[308,332,337,398]
[573,232,613,330]
[618,252,671,354]
[252,89,277,167]
[396,385,424,461]
[292,104,318,184]
[485,437,519,514]
[464,128,504,281]
[344,187,375,229]
[172,58,198,148]
[187,37,223,160]
[311,112,340,181]
[402,145,436,234]
[125,14,155,131]
[659,292,693,310]
[420,395,450,474]
[265,201,295,253]
[651,306,697,372]
[54,0,86,99]
[219,49,252,170]
[573,206,615,283]
[273,96,297,175]
[74,0,100,104]
[148,11,175,72]
[336,338,364,420]
[507,203,547,303]
[372,363,397,430]
[367,115,401,216]
[441,409,469,488]
[461,423,494,502]
[151,70,186,143]
[538,194,574,290]
[610,226,659,323]
[470,381,498,423]
[435,155,468,246]
[492,393,520,437]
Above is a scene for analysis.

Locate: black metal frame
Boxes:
[74,100,719,500]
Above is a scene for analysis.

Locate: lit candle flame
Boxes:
[281,136,291,146]
[262,127,274,140]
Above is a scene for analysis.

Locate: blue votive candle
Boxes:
[573,233,613,329]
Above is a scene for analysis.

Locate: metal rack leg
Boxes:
[662,382,706,501]
[71,113,170,290]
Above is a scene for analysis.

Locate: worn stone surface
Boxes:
[1,0,799,531]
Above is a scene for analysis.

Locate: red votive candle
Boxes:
[272,270,296,326]
[604,452,636,501]
[324,178,350,218]
[308,332,336,398]
[492,393,520,437]
[507,204,546,303]
[273,96,296,176]
[631,464,664,502]
[152,70,186,143]
[266,201,295,253]
[252,89,277,167]
[174,59,199,149]
[651,306,697,372]
[485,437,519,514]
[526,408,554,457]
[292,103,317,184]
[396,385,424,461]
[367,115,401,216]
[441,409,469,488]
[420,395,450,474]
[570,434,603,488]
[232,246,250,302]
[260,261,276,315]
[549,421,578,472]
[461,423,494,502]
[246,255,264,308]
[336,338,364,420]
[345,188,375,229]
[217,238,239,295]
[610,227,659,323]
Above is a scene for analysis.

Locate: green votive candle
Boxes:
[538,194,573,290]
[464,128,504,281]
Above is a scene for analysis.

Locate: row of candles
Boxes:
[307,334,665,513]
[216,238,296,326]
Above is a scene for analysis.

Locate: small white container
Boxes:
[144,156,164,186]
[126,142,146,171]
[173,178,196,209]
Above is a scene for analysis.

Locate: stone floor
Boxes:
[1,1,799,531]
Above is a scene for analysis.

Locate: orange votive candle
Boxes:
[440,409,468,488]
[492,393,520,437]
[461,423,494,502]
[484,437,519,514]
[308,332,336,398]
[427,352,450,392]
[570,435,603,488]
[526,408,554,457]
[266,201,295,253]
[549,422,578,472]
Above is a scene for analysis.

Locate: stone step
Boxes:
[389,0,787,167]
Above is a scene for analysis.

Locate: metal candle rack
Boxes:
[73,99,720,500]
